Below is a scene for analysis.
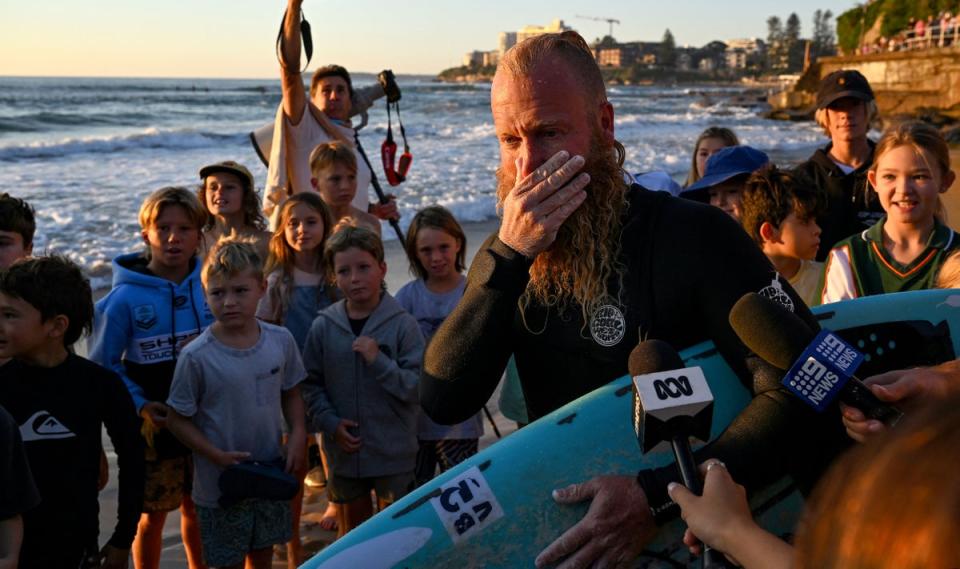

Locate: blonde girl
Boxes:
[820,121,957,304]
[197,160,271,260]
[684,127,739,187]
[255,192,338,561]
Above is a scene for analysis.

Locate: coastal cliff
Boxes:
[769,47,960,120]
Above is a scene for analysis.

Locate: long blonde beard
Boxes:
[496,142,629,330]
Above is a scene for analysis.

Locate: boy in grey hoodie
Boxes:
[301,226,424,537]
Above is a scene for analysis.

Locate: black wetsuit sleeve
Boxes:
[0,405,39,519]
[421,233,532,424]
[639,206,848,521]
[101,370,146,549]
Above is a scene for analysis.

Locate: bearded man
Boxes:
[422,32,847,568]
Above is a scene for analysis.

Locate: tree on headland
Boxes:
[812,9,836,59]
[659,29,677,68]
[597,35,618,48]
[786,13,804,71]
[767,16,786,71]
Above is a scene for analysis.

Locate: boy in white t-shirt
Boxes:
[166,237,306,569]
[740,166,825,307]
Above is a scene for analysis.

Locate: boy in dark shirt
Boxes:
[0,404,39,569]
[0,256,145,569]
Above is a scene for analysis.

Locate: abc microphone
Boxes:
[630,340,732,569]
[729,293,902,426]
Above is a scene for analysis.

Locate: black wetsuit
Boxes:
[792,141,885,260]
[0,355,145,567]
[421,185,850,519]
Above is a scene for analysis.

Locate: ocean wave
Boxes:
[0,111,157,133]
[0,128,246,161]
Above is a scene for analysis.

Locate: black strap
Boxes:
[396,103,409,153]
[386,102,395,144]
[276,9,313,73]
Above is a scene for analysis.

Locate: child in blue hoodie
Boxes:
[89,186,213,569]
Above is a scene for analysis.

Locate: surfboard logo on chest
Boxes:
[759,274,795,313]
[590,304,626,347]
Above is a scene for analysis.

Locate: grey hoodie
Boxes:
[301,293,424,478]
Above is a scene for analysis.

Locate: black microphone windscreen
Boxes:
[628,339,685,377]
[729,293,818,370]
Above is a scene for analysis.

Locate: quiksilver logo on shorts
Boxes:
[590,305,626,347]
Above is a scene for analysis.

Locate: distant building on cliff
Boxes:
[725,38,766,69]
[463,19,572,68]
[516,19,571,44]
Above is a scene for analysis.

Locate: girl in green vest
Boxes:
[820,121,957,304]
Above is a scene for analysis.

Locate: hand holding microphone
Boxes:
[728,293,903,426]
[630,340,734,569]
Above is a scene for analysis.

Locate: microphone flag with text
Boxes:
[630,340,733,569]
[729,293,902,426]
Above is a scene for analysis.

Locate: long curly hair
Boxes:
[496,131,628,331]
[261,193,334,323]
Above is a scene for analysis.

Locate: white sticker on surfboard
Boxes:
[430,466,505,544]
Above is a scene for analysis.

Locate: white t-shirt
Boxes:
[167,322,306,508]
[285,103,372,212]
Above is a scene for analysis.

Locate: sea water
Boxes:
[0,75,824,289]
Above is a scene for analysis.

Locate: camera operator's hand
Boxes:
[378,70,402,103]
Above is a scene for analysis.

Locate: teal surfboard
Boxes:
[302,289,960,568]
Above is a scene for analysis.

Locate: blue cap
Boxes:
[681,145,770,198]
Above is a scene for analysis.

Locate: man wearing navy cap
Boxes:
[794,69,886,260]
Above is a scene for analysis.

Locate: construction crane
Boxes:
[575,14,621,38]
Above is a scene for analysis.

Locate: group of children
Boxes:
[680,120,960,306]
[0,135,478,568]
[3,75,960,568]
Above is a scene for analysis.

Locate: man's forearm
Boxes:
[281,0,303,70]
[421,235,531,424]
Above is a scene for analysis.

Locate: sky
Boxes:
[0,0,862,78]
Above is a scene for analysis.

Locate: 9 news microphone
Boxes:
[729,293,902,426]
[630,340,733,569]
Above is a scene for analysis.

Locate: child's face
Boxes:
[868,145,954,227]
[333,247,386,306]
[415,227,461,281]
[0,292,56,359]
[283,202,326,254]
[696,137,729,179]
[204,271,266,328]
[772,212,821,261]
[708,180,743,220]
[142,204,201,270]
[0,230,31,270]
[204,172,244,218]
[312,164,358,210]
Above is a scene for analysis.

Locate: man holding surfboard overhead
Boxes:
[422,31,848,568]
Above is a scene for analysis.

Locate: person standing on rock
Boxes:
[793,69,886,260]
